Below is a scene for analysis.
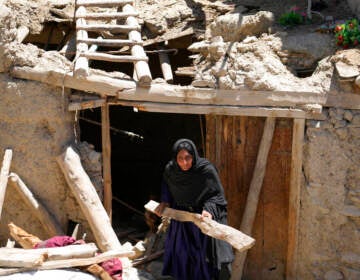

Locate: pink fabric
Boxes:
[100,258,122,280]
[34,236,77,248]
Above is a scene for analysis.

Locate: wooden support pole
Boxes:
[101,103,112,219]
[231,117,276,280]
[158,48,173,84]
[74,6,89,78]
[0,149,12,220]
[286,118,305,280]
[56,146,121,251]
[9,173,64,237]
[145,200,255,252]
[123,4,152,86]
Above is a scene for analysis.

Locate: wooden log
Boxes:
[145,200,255,252]
[9,173,64,237]
[101,103,112,219]
[286,118,305,280]
[56,146,121,252]
[0,247,47,268]
[77,38,142,47]
[76,11,138,20]
[0,149,12,219]
[8,222,43,249]
[77,23,140,33]
[76,0,133,7]
[231,117,276,280]
[10,66,328,107]
[82,52,148,63]
[0,249,135,276]
[158,48,173,84]
[34,243,98,260]
[123,4,152,86]
[74,6,89,78]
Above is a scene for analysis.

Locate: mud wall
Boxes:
[299,108,360,279]
[0,74,90,243]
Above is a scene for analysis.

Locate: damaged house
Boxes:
[0,0,359,279]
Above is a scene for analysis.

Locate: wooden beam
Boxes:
[101,103,112,219]
[11,66,327,108]
[231,117,276,280]
[0,149,12,219]
[0,248,46,268]
[82,52,148,63]
[0,249,135,276]
[286,118,305,280]
[56,146,121,252]
[110,100,323,119]
[76,0,134,7]
[77,23,140,33]
[123,4,152,86]
[145,200,255,252]
[69,98,106,111]
[74,6,89,78]
[325,92,360,109]
[9,173,64,237]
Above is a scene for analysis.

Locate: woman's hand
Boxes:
[154,202,170,217]
[201,210,212,220]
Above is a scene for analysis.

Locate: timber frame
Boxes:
[9,65,360,279]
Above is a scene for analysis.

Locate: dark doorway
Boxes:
[79,106,205,230]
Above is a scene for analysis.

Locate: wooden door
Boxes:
[206,116,292,279]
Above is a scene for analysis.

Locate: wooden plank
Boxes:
[56,146,121,252]
[101,103,112,219]
[77,38,142,47]
[74,6,89,78]
[9,173,64,237]
[231,117,276,280]
[77,23,140,33]
[110,100,323,119]
[124,4,152,86]
[145,200,255,252]
[0,149,12,219]
[0,248,46,268]
[10,66,328,107]
[76,0,133,7]
[76,11,138,20]
[286,118,305,280]
[0,249,135,276]
[82,52,148,63]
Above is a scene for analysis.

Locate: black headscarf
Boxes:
[163,139,227,211]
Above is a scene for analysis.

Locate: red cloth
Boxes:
[100,258,122,280]
[34,236,77,248]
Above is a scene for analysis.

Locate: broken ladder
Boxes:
[74,0,152,86]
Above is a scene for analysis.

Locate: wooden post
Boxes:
[56,146,121,251]
[231,117,276,280]
[101,103,112,219]
[123,4,152,86]
[0,149,12,219]
[158,48,173,84]
[74,6,89,78]
[286,118,305,279]
[9,173,64,237]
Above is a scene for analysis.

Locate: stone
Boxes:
[324,270,344,280]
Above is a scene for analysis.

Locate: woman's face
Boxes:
[176,149,193,171]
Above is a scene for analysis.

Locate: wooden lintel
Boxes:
[325,92,360,109]
[11,66,328,109]
[69,99,106,111]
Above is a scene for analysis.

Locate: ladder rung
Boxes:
[76,0,133,7]
[81,52,148,62]
[77,23,140,33]
[75,11,138,20]
[78,38,143,47]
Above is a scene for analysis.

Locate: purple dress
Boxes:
[161,182,214,280]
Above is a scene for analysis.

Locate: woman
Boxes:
[155,138,234,280]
